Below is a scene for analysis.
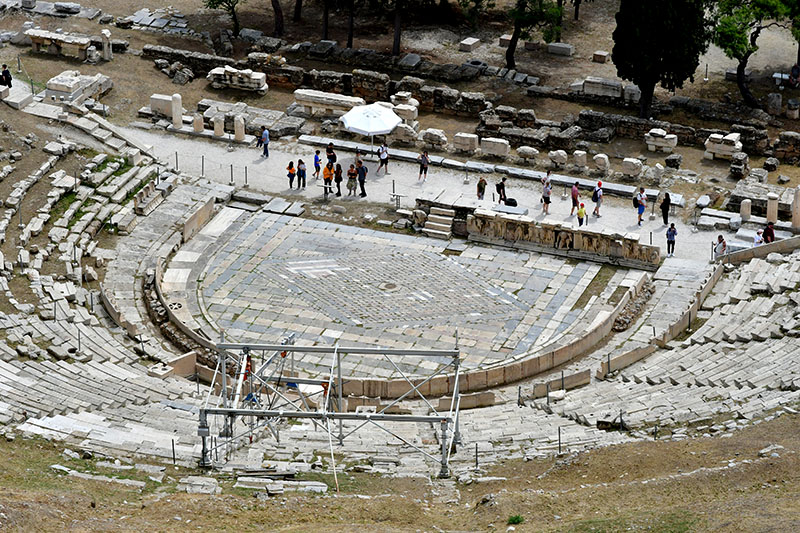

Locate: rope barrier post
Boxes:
[17,55,21,73]
[172,438,176,466]
[244,166,249,188]
[650,231,652,245]
[201,155,205,177]
[558,426,562,454]
[77,325,81,352]
[546,382,550,405]
[475,442,478,470]
[175,151,179,171]
[561,370,565,390]
[439,418,449,478]
[229,164,234,186]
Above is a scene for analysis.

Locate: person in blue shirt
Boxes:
[261,128,270,157]
[666,223,677,257]
[313,150,321,179]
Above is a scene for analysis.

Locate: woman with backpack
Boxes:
[334,163,343,197]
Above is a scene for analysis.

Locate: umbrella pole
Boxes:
[371,135,374,161]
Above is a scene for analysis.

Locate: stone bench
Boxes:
[293,89,365,117]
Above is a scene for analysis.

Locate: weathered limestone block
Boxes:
[207,65,268,94]
[459,37,480,52]
[293,89,365,116]
[593,50,609,63]
[621,157,643,177]
[573,150,587,168]
[730,151,749,180]
[704,132,742,160]
[388,123,418,145]
[792,186,800,230]
[213,114,225,136]
[593,153,610,171]
[171,93,182,129]
[766,192,779,223]
[352,69,391,101]
[100,29,113,61]
[150,93,172,116]
[583,76,622,98]
[26,29,91,61]
[548,150,568,167]
[644,127,678,153]
[517,146,539,161]
[193,113,204,133]
[767,92,782,116]
[393,103,418,122]
[740,198,751,221]
[480,137,510,157]
[547,42,574,56]
[453,132,479,153]
[420,128,447,147]
[234,115,245,142]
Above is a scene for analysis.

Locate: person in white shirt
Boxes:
[636,187,647,226]
[713,234,727,259]
[377,143,389,175]
[592,181,603,217]
[753,229,764,246]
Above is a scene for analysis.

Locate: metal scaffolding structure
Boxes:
[198,335,463,478]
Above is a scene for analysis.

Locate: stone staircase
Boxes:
[422,207,454,240]
[1,83,33,110]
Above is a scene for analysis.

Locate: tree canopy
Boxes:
[715,0,792,107]
[612,0,713,118]
[505,0,561,70]
[204,0,243,36]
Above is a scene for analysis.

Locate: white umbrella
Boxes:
[340,103,402,157]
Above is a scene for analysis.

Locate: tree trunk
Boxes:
[347,0,354,48]
[230,6,240,36]
[506,22,521,70]
[271,0,285,37]
[737,55,760,109]
[322,0,329,40]
[796,40,800,65]
[555,0,563,41]
[573,0,581,21]
[293,0,302,22]
[637,79,656,119]
[392,3,401,56]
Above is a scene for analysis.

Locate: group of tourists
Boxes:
[283,142,379,197]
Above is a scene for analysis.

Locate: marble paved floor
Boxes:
[195,212,622,378]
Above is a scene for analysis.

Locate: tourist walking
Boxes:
[636,187,647,226]
[322,161,334,195]
[286,161,296,189]
[261,127,270,158]
[753,229,764,247]
[256,126,265,148]
[313,150,321,179]
[541,179,552,214]
[763,222,775,243]
[326,143,337,165]
[496,177,507,204]
[346,164,357,196]
[477,177,487,200]
[577,203,586,227]
[660,192,671,225]
[417,151,430,181]
[377,142,389,175]
[1,64,12,88]
[334,163,343,197]
[713,234,727,259]
[297,159,307,189]
[666,223,677,257]
[592,181,603,217]
[356,160,368,197]
[570,181,580,216]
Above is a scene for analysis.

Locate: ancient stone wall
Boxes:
[467,209,661,269]
[142,44,236,75]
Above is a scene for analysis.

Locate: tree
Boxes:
[204,0,243,36]
[293,0,302,21]
[612,0,713,118]
[505,0,561,70]
[271,0,285,36]
[392,0,402,55]
[458,0,495,29]
[571,0,592,21]
[322,0,330,39]
[715,0,792,108]
[347,0,355,47]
